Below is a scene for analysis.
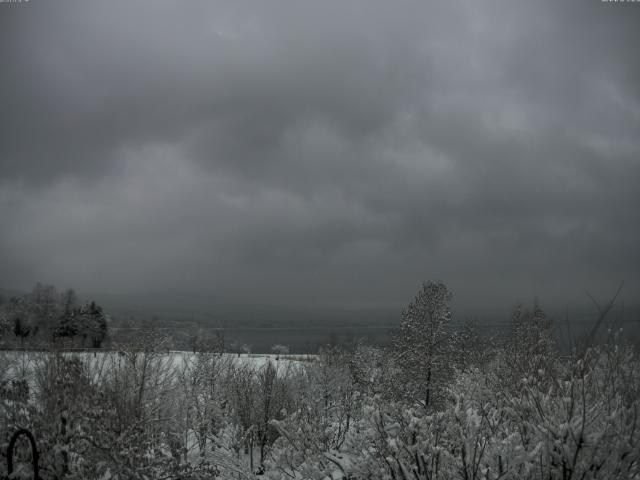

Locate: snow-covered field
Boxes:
[0,350,315,388]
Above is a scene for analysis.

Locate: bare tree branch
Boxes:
[581,281,624,356]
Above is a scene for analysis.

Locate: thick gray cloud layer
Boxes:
[1,0,638,309]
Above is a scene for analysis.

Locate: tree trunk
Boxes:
[249,439,254,472]
[425,365,431,408]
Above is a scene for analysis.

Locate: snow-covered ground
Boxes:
[0,350,315,388]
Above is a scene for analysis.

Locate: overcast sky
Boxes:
[0,0,638,310]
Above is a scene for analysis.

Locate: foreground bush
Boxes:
[267,341,640,480]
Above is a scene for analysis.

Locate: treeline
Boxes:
[0,283,108,349]
[0,281,638,479]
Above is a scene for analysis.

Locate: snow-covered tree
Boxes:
[504,302,555,389]
[392,281,453,409]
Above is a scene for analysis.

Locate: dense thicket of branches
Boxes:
[0,281,638,479]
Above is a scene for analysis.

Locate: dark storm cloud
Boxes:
[1,0,638,309]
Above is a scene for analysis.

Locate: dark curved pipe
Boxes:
[7,428,39,479]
